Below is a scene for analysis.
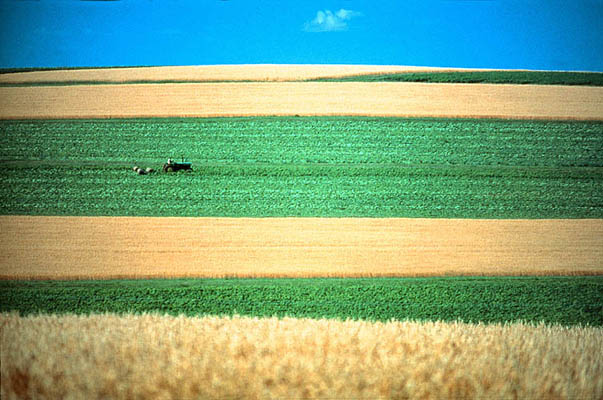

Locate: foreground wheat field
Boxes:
[1,313,601,399]
[2,82,602,120]
[1,216,601,279]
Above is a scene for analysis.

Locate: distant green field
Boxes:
[1,277,601,326]
[311,70,603,86]
[1,117,602,217]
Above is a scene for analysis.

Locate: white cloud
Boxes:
[303,9,361,32]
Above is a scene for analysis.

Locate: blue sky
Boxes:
[1,0,602,71]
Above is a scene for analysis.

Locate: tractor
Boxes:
[163,157,192,172]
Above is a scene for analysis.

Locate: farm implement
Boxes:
[131,157,192,175]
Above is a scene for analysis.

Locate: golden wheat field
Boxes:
[2,313,602,399]
[1,216,601,280]
[0,64,462,84]
[1,81,602,120]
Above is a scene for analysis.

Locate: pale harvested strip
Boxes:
[1,216,601,280]
[0,64,467,84]
[2,313,601,399]
[1,82,602,120]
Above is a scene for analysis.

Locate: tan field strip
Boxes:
[0,216,601,279]
[1,82,602,120]
[0,64,468,84]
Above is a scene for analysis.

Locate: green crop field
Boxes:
[311,70,603,86]
[2,163,602,217]
[1,117,602,217]
[1,277,601,326]
[2,117,602,166]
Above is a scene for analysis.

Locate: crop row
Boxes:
[311,70,603,86]
[2,117,602,167]
[2,164,602,217]
[1,277,601,326]
[2,117,601,217]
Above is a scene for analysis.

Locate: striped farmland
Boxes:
[1,66,602,399]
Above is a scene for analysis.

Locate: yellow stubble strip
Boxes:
[1,216,601,279]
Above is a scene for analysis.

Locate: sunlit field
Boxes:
[2,313,602,399]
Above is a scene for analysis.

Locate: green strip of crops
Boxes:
[311,70,603,86]
[3,117,601,167]
[1,117,602,218]
[2,164,602,218]
[1,277,601,326]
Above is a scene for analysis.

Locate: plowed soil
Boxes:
[1,216,601,279]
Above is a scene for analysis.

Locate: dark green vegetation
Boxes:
[1,277,601,326]
[311,70,603,86]
[1,117,602,218]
